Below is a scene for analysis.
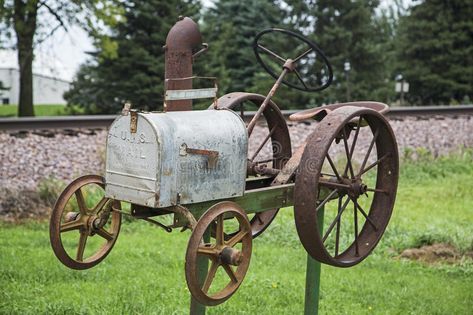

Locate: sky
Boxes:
[0,25,93,81]
[0,0,408,82]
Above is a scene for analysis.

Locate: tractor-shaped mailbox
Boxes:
[50,18,398,307]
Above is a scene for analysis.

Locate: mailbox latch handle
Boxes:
[180,143,219,169]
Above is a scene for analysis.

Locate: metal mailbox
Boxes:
[105,110,248,208]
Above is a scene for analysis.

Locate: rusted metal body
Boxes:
[49,21,400,310]
[164,17,205,111]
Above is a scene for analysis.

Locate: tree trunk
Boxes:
[14,0,39,117]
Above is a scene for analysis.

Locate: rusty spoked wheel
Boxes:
[294,106,399,267]
[211,92,292,238]
[49,175,121,270]
[185,201,252,306]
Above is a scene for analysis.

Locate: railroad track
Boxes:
[1,105,472,131]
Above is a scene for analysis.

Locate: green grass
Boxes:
[1,153,473,314]
[0,104,83,117]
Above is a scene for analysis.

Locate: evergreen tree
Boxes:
[396,0,473,105]
[282,0,395,105]
[65,0,200,114]
[201,0,285,95]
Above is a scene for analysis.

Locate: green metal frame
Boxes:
[186,183,294,219]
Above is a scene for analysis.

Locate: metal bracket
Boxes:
[179,143,219,169]
[130,109,138,133]
[164,76,218,111]
[192,43,209,60]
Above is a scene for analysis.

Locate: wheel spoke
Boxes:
[350,197,378,231]
[294,47,313,62]
[321,173,338,178]
[294,68,309,90]
[226,230,248,248]
[202,260,219,293]
[342,128,355,178]
[358,152,391,177]
[75,188,88,214]
[250,125,277,162]
[326,153,342,181]
[322,197,350,243]
[318,180,350,190]
[197,245,217,257]
[257,44,286,63]
[343,117,362,177]
[215,215,224,246]
[222,263,238,283]
[92,197,109,214]
[335,196,342,257]
[96,228,114,241]
[255,214,264,224]
[353,199,359,256]
[60,219,83,233]
[316,189,339,212]
[366,187,388,194]
[76,231,88,261]
[359,128,379,177]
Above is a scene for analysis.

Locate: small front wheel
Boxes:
[185,201,252,306]
[49,175,121,270]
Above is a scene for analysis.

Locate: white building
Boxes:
[0,68,71,105]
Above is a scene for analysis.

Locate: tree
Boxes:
[201,1,286,98]
[280,0,397,105]
[65,0,201,114]
[202,0,397,108]
[0,0,119,116]
[396,0,473,105]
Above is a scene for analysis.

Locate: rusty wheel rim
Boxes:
[49,175,121,270]
[185,201,252,306]
[211,92,292,238]
[294,106,399,267]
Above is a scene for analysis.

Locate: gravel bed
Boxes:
[1,115,472,193]
[1,131,107,191]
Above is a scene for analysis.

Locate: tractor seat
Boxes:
[289,101,389,122]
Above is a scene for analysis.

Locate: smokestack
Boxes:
[164,16,203,111]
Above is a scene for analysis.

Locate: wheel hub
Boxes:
[340,177,368,198]
[220,247,243,266]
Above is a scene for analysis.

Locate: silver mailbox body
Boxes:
[105,110,248,208]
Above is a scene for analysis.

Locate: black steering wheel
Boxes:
[253,28,333,92]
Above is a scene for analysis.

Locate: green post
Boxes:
[304,207,324,315]
[189,230,210,315]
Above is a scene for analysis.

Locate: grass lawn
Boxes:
[1,154,472,314]
[0,104,82,117]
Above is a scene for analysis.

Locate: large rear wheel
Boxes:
[212,92,292,238]
[294,106,399,267]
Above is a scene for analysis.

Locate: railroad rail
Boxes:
[0,105,472,131]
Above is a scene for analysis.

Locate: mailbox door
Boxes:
[105,115,160,207]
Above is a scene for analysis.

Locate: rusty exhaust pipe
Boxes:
[164,16,204,111]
